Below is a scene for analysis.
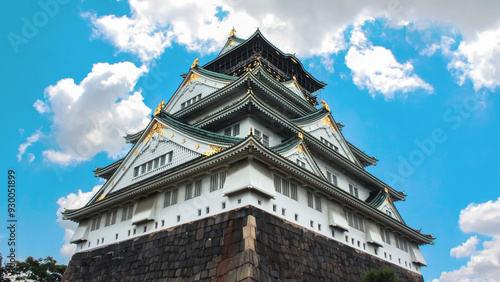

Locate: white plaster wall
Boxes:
[75,165,422,274]
[217,116,284,147]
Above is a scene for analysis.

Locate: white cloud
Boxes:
[33,99,50,114]
[27,153,35,163]
[459,198,500,237]
[450,236,479,258]
[17,129,43,161]
[56,185,101,260]
[434,198,500,281]
[88,0,500,93]
[448,24,500,91]
[38,62,151,166]
[345,28,433,100]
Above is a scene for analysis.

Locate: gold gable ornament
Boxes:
[153,100,165,116]
[229,27,236,37]
[203,145,225,156]
[320,99,330,112]
[191,57,200,68]
[145,122,168,143]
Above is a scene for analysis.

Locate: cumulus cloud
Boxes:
[17,129,43,161]
[450,236,479,258]
[88,0,500,94]
[56,185,101,259]
[345,28,433,99]
[38,62,151,166]
[33,99,50,114]
[433,198,500,281]
[448,24,500,91]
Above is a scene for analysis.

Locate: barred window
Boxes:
[194,180,202,197]
[134,152,173,177]
[349,184,359,198]
[307,191,314,208]
[233,124,240,136]
[327,171,337,186]
[344,210,364,232]
[185,183,193,200]
[296,159,306,168]
[315,195,322,212]
[224,127,232,136]
[164,189,178,207]
[395,236,409,252]
[91,216,101,231]
[380,227,391,244]
[105,210,117,227]
[262,134,269,146]
[273,174,298,201]
[210,171,226,192]
[121,204,134,221]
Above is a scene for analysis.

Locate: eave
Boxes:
[63,136,433,245]
[190,92,405,201]
[93,158,124,179]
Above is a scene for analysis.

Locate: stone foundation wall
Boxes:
[62,206,423,282]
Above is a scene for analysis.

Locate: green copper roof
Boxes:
[93,158,124,179]
[366,190,388,208]
[270,137,302,153]
[156,111,243,145]
[124,130,144,143]
[192,65,238,81]
[290,107,329,124]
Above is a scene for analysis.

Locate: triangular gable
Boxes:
[379,196,404,223]
[90,114,243,203]
[274,136,325,179]
[217,34,245,57]
[293,104,363,167]
[165,66,236,114]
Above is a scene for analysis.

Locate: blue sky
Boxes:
[2,1,500,280]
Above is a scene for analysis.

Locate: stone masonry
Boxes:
[62,206,424,281]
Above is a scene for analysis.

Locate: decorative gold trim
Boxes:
[321,116,336,132]
[320,99,330,112]
[195,144,200,149]
[247,88,254,94]
[111,181,114,186]
[145,122,168,143]
[182,139,186,144]
[384,188,389,194]
[191,57,200,68]
[298,132,303,140]
[96,193,106,202]
[170,133,174,138]
[202,145,225,156]
[249,127,254,136]
[249,140,254,146]
[298,144,305,153]
[134,150,138,155]
[229,27,236,37]
[185,73,200,85]
[122,166,126,171]
[153,100,165,116]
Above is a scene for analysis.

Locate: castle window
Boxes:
[273,174,298,201]
[185,183,193,200]
[296,159,306,168]
[315,195,322,212]
[344,210,364,232]
[307,191,314,208]
[320,137,338,152]
[306,191,322,212]
[90,216,101,231]
[164,189,178,207]
[380,228,391,244]
[121,204,134,221]
[254,129,269,146]
[349,184,359,198]
[210,171,227,192]
[224,124,240,136]
[134,152,173,178]
[395,236,409,252]
[326,171,338,186]
[104,210,117,227]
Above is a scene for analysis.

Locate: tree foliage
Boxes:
[3,256,66,282]
[361,267,397,282]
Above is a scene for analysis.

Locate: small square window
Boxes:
[144,226,147,233]
[128,230,131,236]
[161,220,165,227]
[294,214,298,221]
[155,222,158,229]
[177,215,181,222]
[133,229,136,235]
[206,207,210,214]
[115,233,119,240]
[318,224,321,231]
[222,202,226,209]
[281,208,286,216]
[273,204,277,212]
[198,209,202,216]
[310,220,314,228]
[258,200,262,205]
[237,199,241,204]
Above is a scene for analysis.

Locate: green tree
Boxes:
[361,267,397,282]
[7,256,66,282]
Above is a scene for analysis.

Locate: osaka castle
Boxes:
[62,29,434,281]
